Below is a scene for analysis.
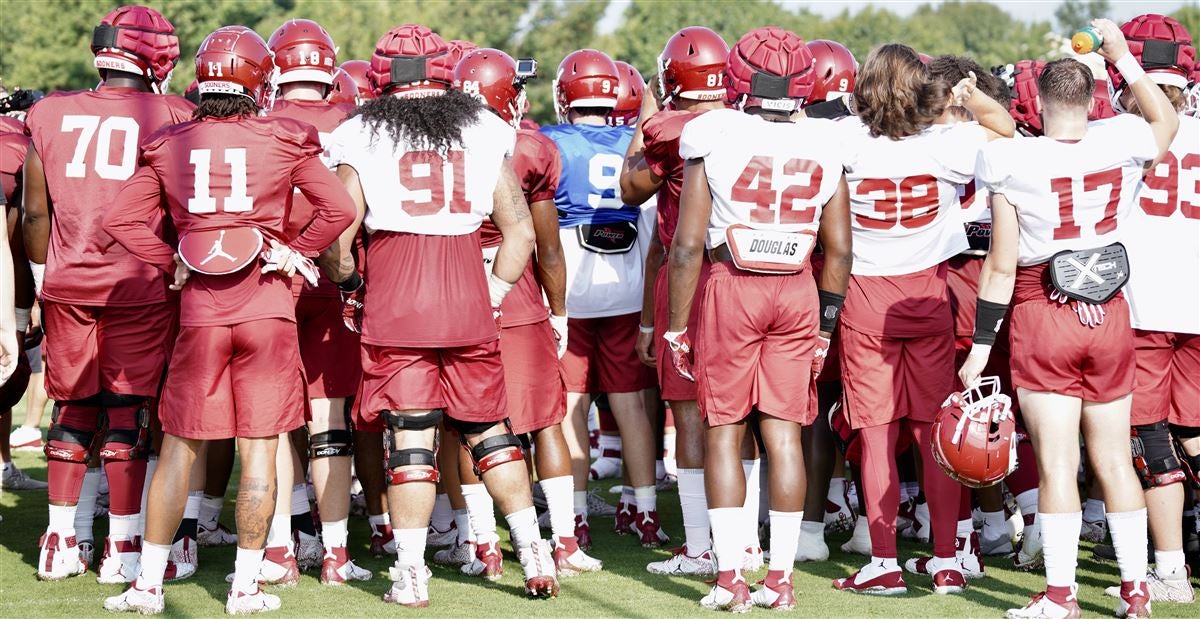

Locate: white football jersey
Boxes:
[329,108,515,236]
[561,202,656,318]
[976,114,1157,266]
[841,120,985,276]
[1124,113,1200,334]
[678,108,847,249]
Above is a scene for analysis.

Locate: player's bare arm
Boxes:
[289,157,356,256]
[956,72,1016,140]
[320,164,367,284]
[636,231,664,367]
[959,191,1019,387]
[619,79,665,204]
[667,158,711,334]
[1091,18,1180,166]
[0,217,17,383]
[528,191,567,317]
[490,162,536,285]
[20,144,49,265]
[816,176,853,338]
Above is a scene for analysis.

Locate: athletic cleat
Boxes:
[1,464,48,490]
[932,568,967,595]
[958,532,986,580]
[647,546,716,576]
[224,546,299,587]
[1006,590,1082,619]
[165,536,198,581]
[10,426,44,451]
[225,586,281,615]
[899,500,930,543]
[841,519,873,556]
[980,523,1015,555]
[587,489,617,517]
[614,501,635,535]
[1115,580,1152,618]
[426,522,457,548]
[1081,518,1108,543]
[37,531,87,581]
[824,498,856,533]
[833,566,908,596]
[104,583,164,614]
[384,563,430,607]
[320,547,372,585]
[1014,522,1044,572]
[657,473,678,491]
[795,531,830,562]
[700,570,752,613]
[743,546,764,571]
[751,571,796,611]
[461,539,503,581]
[575,515,593,550]
[553,540,602,576]
[432,540,475,567]
[520,540,560,598]
[294,531,323,572]
[198,522,238,547]
[589,455,621,480]
[97,537,142,584]
[79,540,95,569]
[633,510,670,548]
[1104,569,1194,603]
[368,520,395,557]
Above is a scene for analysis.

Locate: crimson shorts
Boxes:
[160,318,306,440]
[43,301,173,400]
[696,261,819,426]
[358,340,506,429]
[1132,330,1200,427]
[561,312,655,394]
[840,325,955,429]
[500,320,567,434]
[294,294,361,399]
[653,258,710,401]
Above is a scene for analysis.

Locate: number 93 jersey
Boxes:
[678,108,847,249]
[841,119,987,276]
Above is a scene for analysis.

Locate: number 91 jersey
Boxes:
[678,108,846,249]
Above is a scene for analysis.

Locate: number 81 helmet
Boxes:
[657,26,730,105]
[931,377,1017,488]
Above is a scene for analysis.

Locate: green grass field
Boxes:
[2,402,1197,618]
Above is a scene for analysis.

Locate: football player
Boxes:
[609,60,644,127]
[963,18,1179,619]
[22,5,193,583]
[102,26,355,614]
[830,43,1014,596]
[265,17,369,583]
[620,25,729,576]
[668,26,852,611]
[0,187,15,386]
[1101,13,1197,605]
[541,48,664,548]
[326,24,558,606]
[338,59,376,103]
[803,39,858,120]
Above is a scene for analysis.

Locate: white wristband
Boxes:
[30,262,44,296]
[1114,53,1146,86]
[638,324,655,334]
[488,272,514,307]
[968,343,993,358]
[15,308,31,331]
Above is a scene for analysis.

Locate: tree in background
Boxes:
[1055,0,1112,32]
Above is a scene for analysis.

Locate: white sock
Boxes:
[461,483,498,544]
[199,494,224,529]
[394,527,426,567]
[504,506,539,551]
[322,518,348,551]
[267,511,291,550]
[368,512,388,531]
[828,476,846,502]
[138,457,157,534]
[184,491,202,521]
[136,541,171,589]
[597,434,621,457]
[741,459,762,550]
[75,468,101,540]
[767,510,803,572]
[709,507,743,572]
[800,519,825,540]
[291,484,310,518]
[452,509,473,544]
[982,510,1006,531]
[231,547,265,593]
[1083,498,1105,523]
[857,556,899,581]
[620,485,634,507]
[1106,508,1148,582]
[848,514,870,542]
[1154,548,1186,580]
[49,503,78,535]
[957,518,974,537]
[430,493,453,531]
[633,485,656,512]
[109,513,139,542]
[539,475,576,542]
[1040,511,1082,588]
[655,459,666,480]
[573,490,588,518]
[677,468,711,554]
[1015,489,1038,518]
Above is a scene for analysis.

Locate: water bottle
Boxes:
[1071,27,1102,54]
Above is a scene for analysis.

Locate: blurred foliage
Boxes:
[1,0,1196,125]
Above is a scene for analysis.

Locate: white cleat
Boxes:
[899,501,930,543]
[586,489,617,518]
[96,537,142,584]
[198,522,238,547]
[841,518,873,556]
[225,587,281,615]
[519,540,560,598]
[553,542,603,576]
[1005,590,1082,619]
[426,522,457,548]
[165,536,198,581]
[37,531,87,581]
[742,546,764,571]
[1014,521,1044,571]
[647,546,715,576]
[588,456,621,480]
[384,563,430,607]
[294,530,323,571]
[1104,570,1195,604]
[104,583,165,615]
[795,530,830,562]
[1080,519,1107,543]
[432,540,475,567]
[824,498,856,533]
[979,523,1015,556]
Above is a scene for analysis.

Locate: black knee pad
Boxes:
[98,392,151,461]
[467,431,524,477]
[386,448,439,485]
[45,423,96,464]
[1169,423,1200,440]
[1178,449,1200,490]
[1131,421,1186,489]
[446,417,501,435]
[384,409,443,431]
[309,429,353,459]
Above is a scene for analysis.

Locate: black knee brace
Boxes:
[458,419,524,477]
[1178,449,1200,490]
[309,429,353,459]
[45,423,95,464]
[1131,422,1186,489]
[384,410,443,485]
[98,392,151,462]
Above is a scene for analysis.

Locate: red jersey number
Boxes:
[730,155,822,224]
[187,148,254,214]
[854,175,940,230]
[1140,151,1200,220]
[398,150,469,217]
[61,115,139,180]
[1049,168,1121,240]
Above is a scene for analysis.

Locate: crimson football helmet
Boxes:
[931,377,1017,488]
[327,68,357,105]
[447,40,480,67]
[268,18,337,86]
[610,60,644,126]
[725,27,815,112]
[1108,14,1196,98]
[339,60,376,100]
[554,49,621,122]
[369,24,454,98]
[91,5,181,94]
[805,39,857,104]
[454,48,525,126]
[195,26,276,109]
[657,26,729,104]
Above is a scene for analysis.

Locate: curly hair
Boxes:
[855,44,949,139]
[928,55,1010,109]
[351,89,486,154]
[193,93,259,120]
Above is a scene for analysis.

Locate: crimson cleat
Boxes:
[700,570,752,613]
[575,515,593,550]
[320,547,373,585]
[165,535,198,581]
[520,540,560,598]
[1116,580,1151,619]
[614,501,635,535]
[1005,590,1081,619]
[633,510,669,548]
[933,568,967,595]
[461,539,503,581]
[751,570,796,610]
[368,520,395,557]
[833,565,908,596]
[227,546,299,588]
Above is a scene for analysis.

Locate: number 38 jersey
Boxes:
[679,109,846,249]
[841,119,986,276]
[23,85,194,306]
[975,114,1157,267]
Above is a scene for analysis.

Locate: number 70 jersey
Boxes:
[678,108,847,249]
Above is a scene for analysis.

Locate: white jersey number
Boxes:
[187,148,254,214]
[60,115,139,180]
[586,153,625,209]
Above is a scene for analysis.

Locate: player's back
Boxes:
[540,123,637,225]
[24,86,193,306]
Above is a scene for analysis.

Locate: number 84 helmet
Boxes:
[931,377,1017,489]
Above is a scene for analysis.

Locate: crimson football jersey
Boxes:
[103,115,354,328]
[0,116,28,206]
[23,85,194,306]
[478,129,560,328]
[642,109,704,248]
